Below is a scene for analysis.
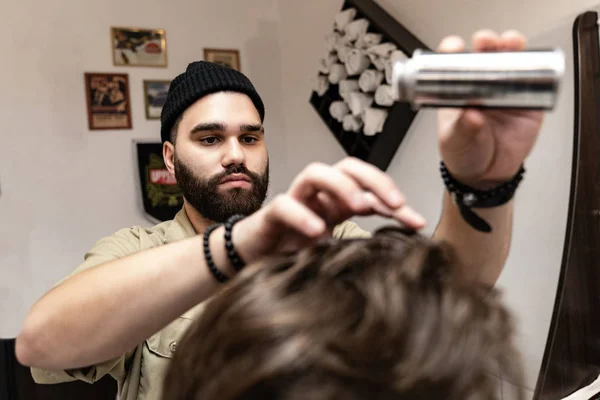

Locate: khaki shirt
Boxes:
[31,208,371,400]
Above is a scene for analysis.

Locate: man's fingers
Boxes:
[499,30,527,51]
[285,158,427,231]
[315,190,427,230]
[471,29,526,52]
[362,192,427,229]
[334,157,405,209]
[457,109,486,132]
[314,191,345,225]
[288,162,366,211]
[437,35,465,53]
[265,195,326,237]
[391,205,428,229]
[440,30,525,55]
[472,29,501,52]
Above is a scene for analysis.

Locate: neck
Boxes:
[183,202,214,234]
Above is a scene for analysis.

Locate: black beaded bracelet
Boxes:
[440,161,525,233]
[203,223,230,283]
[224,214,246,272]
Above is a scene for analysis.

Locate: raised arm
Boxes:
[431,30,544,286]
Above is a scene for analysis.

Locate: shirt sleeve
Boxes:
[30,228,142,385]
[333,220,372,239]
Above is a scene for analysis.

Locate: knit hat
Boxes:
[160,61,265,144]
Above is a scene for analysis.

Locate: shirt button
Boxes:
[163,239,168,244]
[169,341,177,353]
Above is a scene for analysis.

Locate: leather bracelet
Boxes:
[440,162,525,233]
[203,223,230,283]
[224,214,246,271]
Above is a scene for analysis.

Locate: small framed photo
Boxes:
[143,80,171,120]
[112,26,167,67]
[203,48,241,71]
[84,72,132,130]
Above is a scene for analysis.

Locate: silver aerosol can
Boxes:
[392,48,565,110]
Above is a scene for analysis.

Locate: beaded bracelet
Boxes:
[203,223,230,283]
[440,161,525,233]
[224,214,246,271]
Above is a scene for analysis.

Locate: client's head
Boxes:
[163,227,524,400]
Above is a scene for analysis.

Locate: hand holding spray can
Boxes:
[391,48,565,110]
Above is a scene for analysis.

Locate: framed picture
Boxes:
[84,72,132,130]
[143,80,170,120]
[111,26,167,67]
[135,141,183,223]
[203,48,241,71]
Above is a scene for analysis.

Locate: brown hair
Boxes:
[163,227,524,400]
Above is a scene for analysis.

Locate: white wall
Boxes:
[0,0,288,337]
[276,0,599,396]
[1,0,598,397]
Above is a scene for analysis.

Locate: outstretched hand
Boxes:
[233,157,426,264]
[437,30,545,188]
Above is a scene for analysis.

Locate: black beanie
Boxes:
[160,61,265,144]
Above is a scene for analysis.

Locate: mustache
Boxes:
[210,164,261,184]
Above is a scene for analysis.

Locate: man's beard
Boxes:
[174,156,269,223]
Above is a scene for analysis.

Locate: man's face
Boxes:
[169,92,269,223]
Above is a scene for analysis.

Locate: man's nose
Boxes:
[221,138,245,167]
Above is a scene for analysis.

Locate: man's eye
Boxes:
[242,136,257,144]
[200,137,218,145]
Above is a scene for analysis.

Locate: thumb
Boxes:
[439,108,485,152]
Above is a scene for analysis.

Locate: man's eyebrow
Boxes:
[190,122,226,134]
[240,124,264,133]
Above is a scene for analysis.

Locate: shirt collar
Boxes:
[164,207,197,243]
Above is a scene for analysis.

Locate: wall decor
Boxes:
[203,48,241,71]
[309,0,430,171]
[143,80,171,120]
[135,141,183,223]
[84,72,132,130]
[112,26,167,67]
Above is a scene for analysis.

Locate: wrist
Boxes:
[440,162,525,232]
[203,215,256,283]
[230,217,259,266]
[462,179,507,191]
[442,164,524,190]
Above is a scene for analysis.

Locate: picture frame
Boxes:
[111,26,167,67]
[135,141,183,223]
[143,80,171,120]
[203,48,241,71]
[84,72,132,130]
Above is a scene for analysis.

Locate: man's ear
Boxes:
[163,141,175,176]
